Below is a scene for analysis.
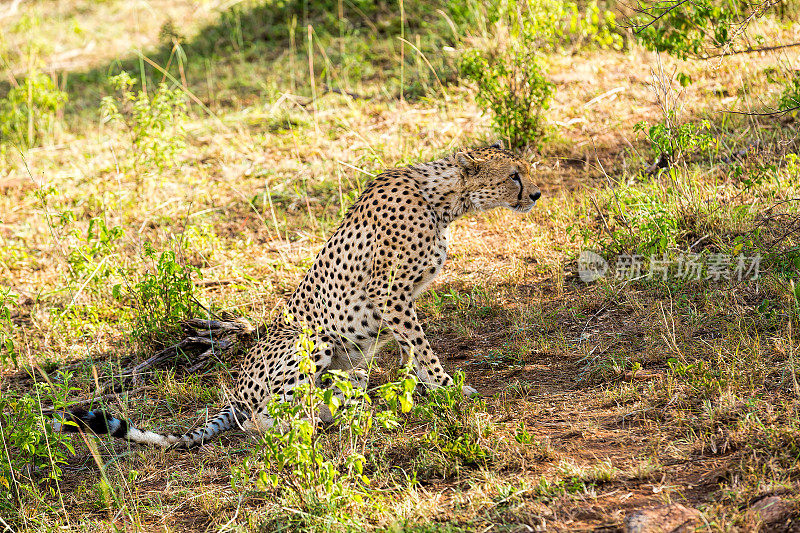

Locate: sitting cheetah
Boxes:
[60,142,541,448]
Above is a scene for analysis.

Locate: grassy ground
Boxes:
[2,0,800,531]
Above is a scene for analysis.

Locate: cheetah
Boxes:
[60,142,541,448]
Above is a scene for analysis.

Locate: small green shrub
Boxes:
[614,187,679,255]
[0,72,67,149]
[460,0,619,147]
[232,325,416,521]
[514,422,534,445]
[571,182,682,256]
[530,475,592,501]
[414,373,491,467]
[67,217,125,287]
[0,373,78,513]
[114,244,200,347]
[460,49,553,148]
[557,458,618,484]
[666,357,726,399]
[634,116,717,167]
[101,72,188,172]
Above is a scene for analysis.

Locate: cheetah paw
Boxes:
[462,385,479,397]
[349,368,369,390]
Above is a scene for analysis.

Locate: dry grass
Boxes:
[1,0,800,531]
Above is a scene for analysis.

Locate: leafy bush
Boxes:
[629,1,800,60]
[666,357,725,399]
[632,0,739,59]
[232,325,416,520]
[114,244,200,347]
[0,374,78,513]
[101,72,188,173]
[66,217,125,287]
[634,116,717,166]
[611,187,680,256]
[0,72,67,149]
[572,183,682,256]
[460,49,553,148]
[413,373,491,467]
[520,0,623,52]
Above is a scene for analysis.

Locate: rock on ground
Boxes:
[624,503,701,533]
[750,495,797,529]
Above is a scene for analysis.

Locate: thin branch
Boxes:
[727,0,784,44]
[704,40,800,58]
[722,104,800,117]
[631,0,692,34]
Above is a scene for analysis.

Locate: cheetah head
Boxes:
[456,142,541,213]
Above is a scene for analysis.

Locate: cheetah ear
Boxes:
[455,151,479,175]
[489,140,504,150]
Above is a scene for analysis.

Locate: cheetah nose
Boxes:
[530,190,541,202]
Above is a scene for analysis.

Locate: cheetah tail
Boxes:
[54,405,242,449]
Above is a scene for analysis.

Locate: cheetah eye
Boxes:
[509,172,521,183]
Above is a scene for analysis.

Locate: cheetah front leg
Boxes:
[368,286,477,397]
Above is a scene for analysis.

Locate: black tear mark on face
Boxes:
[510,171,522,202]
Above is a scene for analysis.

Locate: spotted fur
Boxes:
[63,144,541,448]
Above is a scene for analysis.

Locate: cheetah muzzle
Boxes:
[59,142,541,448]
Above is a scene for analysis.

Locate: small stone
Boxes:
[751,496,794,525]
[624,503,702,533]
